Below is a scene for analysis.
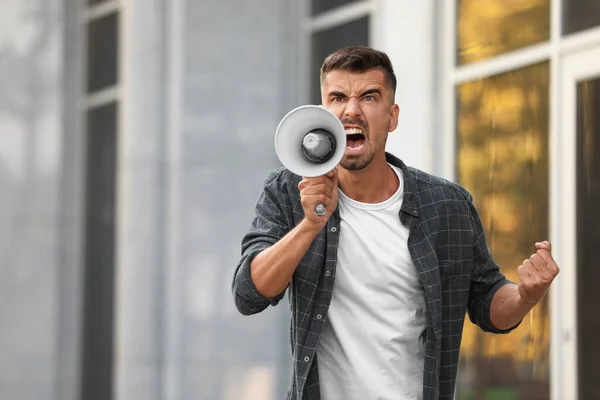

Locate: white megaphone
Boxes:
[274,105,346,216]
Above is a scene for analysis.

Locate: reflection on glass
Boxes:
[576,77,600,400]
[456,62,550,399]
[310,17,369,104]
[563,0,600,35]
[457,0,549,65]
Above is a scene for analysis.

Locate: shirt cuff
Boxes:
[479,278,522,334]
[233,245,284,314]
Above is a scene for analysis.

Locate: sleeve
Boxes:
[466,194,522,334]
[231,171,291,316]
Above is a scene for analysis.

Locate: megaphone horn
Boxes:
[274,105,346,216]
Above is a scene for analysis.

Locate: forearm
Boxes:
[250,219,322,298]
[490,283,535,330]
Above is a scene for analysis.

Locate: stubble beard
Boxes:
[340,153,373,171]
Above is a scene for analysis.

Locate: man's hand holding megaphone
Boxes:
[298,168,339,230]
[274,105,347,229]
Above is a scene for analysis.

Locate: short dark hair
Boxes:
[320,46,397,96]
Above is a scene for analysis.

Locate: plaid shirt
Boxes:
[232,153,518,400]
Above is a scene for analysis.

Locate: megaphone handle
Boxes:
[315,204,327,216]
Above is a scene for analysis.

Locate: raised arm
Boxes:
[466,194,559,333]
[490,241,559,330]
[232,169,339,315]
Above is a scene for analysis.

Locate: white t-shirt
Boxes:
[317,164,427,400]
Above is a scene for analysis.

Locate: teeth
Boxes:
[347,144,364,150]
[345,128,363,135]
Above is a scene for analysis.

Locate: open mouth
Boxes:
[345,128,365,150]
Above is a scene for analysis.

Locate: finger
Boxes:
[535,243,550,253]
[529,253,544,269]
[315,177,334,194]
[528,254,548,278]
[536,248,554,265]
[535,241,552,252]
[301,191,333,205]
[517,264,531,282]
[302,193,332,208]
[535,244,550,253]
[536,249,559,276]
[298,178,309,191]
[322,176,335,192]
[301,183,334,198]
[299,176,334,192]
[523,259,539,276]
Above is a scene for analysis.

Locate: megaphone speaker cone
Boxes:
[301,129,336,163]
[274,105,346,178]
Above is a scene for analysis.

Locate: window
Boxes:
[310,16,370,104]
[456,62,550,399]
[306,0,374,104]
[87,12,118,92]
[88,0,112,6]
[576,76,600,400]
[80,1,120,400]
[311,0,363,16]
[456,0,549,65]
[81,103,118,400]
[563,0,600,36]
[445,0,600,398]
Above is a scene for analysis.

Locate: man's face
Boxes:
[321,68,399,171]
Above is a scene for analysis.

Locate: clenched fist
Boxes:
[298,168,339,230]
[517,241,560,305]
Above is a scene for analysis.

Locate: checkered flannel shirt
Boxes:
[232,153,519,400]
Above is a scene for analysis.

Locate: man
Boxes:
[231,46,559,400]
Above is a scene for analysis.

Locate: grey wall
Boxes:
[179,1,299,398]
[0,1,65,399]
[0,0,302,399]
[114,1,301,400]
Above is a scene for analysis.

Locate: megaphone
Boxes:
[275,105,346,216]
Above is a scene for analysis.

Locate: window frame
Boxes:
[559,45,600,400]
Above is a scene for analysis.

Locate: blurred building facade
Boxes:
[0,0,598,400]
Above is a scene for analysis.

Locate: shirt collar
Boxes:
[385,152,419,217]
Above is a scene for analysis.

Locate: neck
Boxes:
[337,154,399,203]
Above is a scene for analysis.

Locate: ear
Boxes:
[388,104,400,132]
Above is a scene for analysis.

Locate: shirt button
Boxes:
[325,270,331,277]
[304,356,310,362]
[316,314,323,320]
[330,227,337,232]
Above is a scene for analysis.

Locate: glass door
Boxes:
[557,45,600,400]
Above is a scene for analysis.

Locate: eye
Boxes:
[363,95,375,101]
[331,96,344,102]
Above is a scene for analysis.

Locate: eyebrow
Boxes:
[327,88,382,98]
[359,88,382,97]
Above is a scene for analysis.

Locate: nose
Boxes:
[343,97,361,119]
